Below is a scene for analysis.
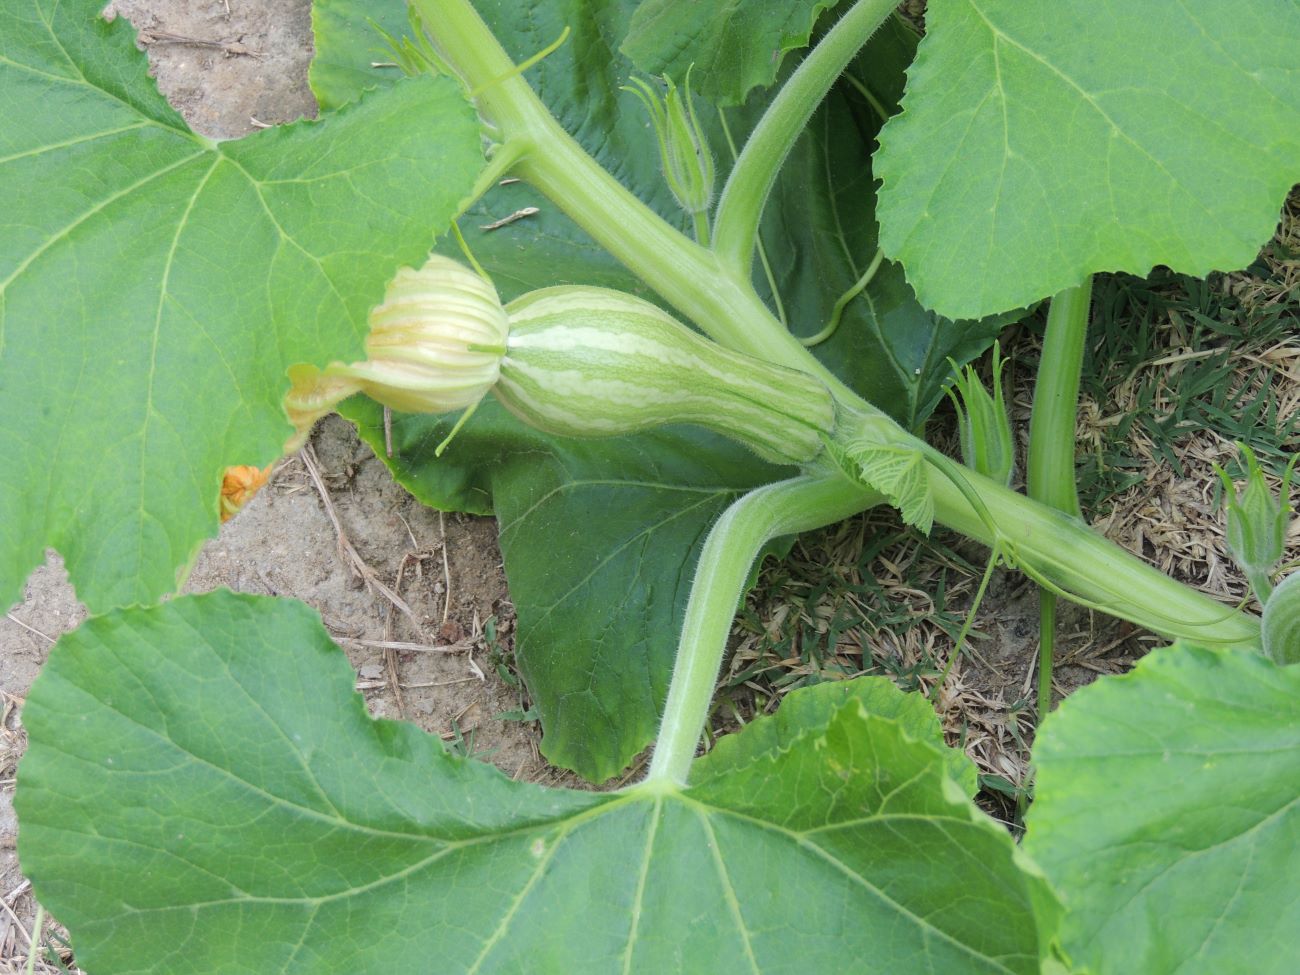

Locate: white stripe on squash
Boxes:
[496,286,834,463]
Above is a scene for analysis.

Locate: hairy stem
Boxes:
[1027,280,1091,714]
[647,476,882,785]
[927,462,1259,647]
[712,0,898,272]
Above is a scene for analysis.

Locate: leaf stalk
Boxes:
[1027,279,1092,714]
[647,476,883,785]
[711,0,899,273]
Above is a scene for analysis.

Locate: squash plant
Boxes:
[4,0,1299,971]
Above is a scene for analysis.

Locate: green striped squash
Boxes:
[495,287,834,464]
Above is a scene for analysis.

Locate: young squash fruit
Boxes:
[496,286,834,464]
[283,256,834,465]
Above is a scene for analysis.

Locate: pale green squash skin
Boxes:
[495,287,835,463]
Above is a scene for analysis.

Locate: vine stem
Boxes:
[711,0,898,273]
[927,463,1258,646]
[1027,280,1091,715]
[647,476,882,786]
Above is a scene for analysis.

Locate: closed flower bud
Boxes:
[626,72,715,218]
[1215,443,1297,604]
[335,255,508,413]
[493,286,834,464]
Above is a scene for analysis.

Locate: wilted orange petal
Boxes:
[220,464,272,522]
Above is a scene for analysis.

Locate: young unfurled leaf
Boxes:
[829,432,934,534]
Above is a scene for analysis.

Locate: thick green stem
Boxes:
[927,463,1259,647]
[647,476,881,785]
[1027,280,1091,714]
[712,0,897,273]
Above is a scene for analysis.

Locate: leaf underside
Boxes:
[0,0,484,613]
[18,592,1058,974]
[1026,643,1300,975]
[876,0,1300,320]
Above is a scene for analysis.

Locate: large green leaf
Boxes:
[308,1,409,112]
[342,397,783,781]
[0,1,483,613]
[876,0,1300,320]
[622,0,848,105]
[18,591,1060,973]
[1025,643,1300,975]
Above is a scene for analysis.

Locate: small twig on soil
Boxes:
[357,675,479,691]
[382,555,425,719]
[479,207,539,231]
[395,512,419,551]
[138,29,263,59]
[438,511,453,625]
[3,614,53,645]
[0,898,32,960]
[340,638,475,654]
[300,444,416,624]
